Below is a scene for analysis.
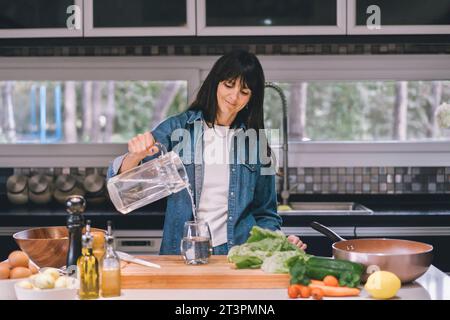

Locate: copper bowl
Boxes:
[13,226,105,268]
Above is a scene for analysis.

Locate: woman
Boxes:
[107,49,306,254]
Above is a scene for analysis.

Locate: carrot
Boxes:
[310,279,325,286]
[323,275,339,287]
[299,286,312,298]
[309,284,360,297]
[292,284,304,291]
[311,288,324,300]
[288,285,300,299]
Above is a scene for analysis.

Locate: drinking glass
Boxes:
[180,220,212,265]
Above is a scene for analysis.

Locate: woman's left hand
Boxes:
[287,235,307,251]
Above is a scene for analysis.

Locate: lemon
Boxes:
[277,205,292,211]
[365,271,401,299]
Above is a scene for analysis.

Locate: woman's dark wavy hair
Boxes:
[188,49,266,131]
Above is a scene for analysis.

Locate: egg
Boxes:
[43,268,60,280]
[0,264,10,279]
[29,263,39,274]
[10,266,32,279]
[8,251,30,268]
[54,276,69,289]
[34,273,55,289]
[17,280,34,289]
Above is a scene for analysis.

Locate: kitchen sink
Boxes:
[279,202,373,216]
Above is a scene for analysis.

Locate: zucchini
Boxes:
[305,257,365,288]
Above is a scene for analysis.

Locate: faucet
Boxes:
[264,82,291,209]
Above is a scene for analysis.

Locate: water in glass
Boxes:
[180,221,212,265]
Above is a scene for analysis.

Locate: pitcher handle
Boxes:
[153,142,168,156]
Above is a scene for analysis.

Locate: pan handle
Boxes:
[310,221,347,242]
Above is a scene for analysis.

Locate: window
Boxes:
[264,80,450,142]
[0,0,75,29]
[0,80,187,143]
[0,55,449,168]
[205,0,337,27]
[355,0,450,26]
[197,0,346,35]
[93,0,187,28]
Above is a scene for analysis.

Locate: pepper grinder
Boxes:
[66,195,86,273]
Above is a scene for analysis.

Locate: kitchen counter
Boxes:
[1,195,450,272]
[101,265,449,300]
[2,206,450,272]
[1,206,450,227]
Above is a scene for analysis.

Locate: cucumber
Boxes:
[305,257,365,288]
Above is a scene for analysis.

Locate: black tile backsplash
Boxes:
[0,168,13,195]
[279,166,450,195]
[1,36,449,57]
[1,166,449,204]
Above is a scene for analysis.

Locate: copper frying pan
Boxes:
[310,222,433,283]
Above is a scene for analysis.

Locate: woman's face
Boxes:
[216,77,252,117]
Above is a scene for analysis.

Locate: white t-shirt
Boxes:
[196,123,234,247]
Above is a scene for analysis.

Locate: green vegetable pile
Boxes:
[227,226,365,288]
[287,255,364,288]
[227,226,310,273]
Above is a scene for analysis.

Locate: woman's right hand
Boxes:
[118,132,161,174]
[127,132,160,162]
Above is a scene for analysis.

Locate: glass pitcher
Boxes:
[107,143,189,214]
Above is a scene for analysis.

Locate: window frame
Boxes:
[0,54,449,168]
[259,54,450,167]
[0,0,84,38]
[196,0,347,36]
[347,0,450,35]
[83,0,196,37]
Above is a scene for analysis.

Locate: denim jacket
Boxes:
[106,110,282,254]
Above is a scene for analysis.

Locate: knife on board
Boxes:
[116,251,161,269]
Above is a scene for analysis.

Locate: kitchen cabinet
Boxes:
[0,0,83,38]
[83,0,196,37]
[347,0,450,35]
[2,0,449,39]
[196,0,347,36]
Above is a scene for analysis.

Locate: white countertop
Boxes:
[102,265,450,300]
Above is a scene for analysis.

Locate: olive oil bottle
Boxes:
[77,220,100,299]
[101,221,121,297]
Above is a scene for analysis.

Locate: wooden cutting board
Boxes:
[120,255,290,289]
